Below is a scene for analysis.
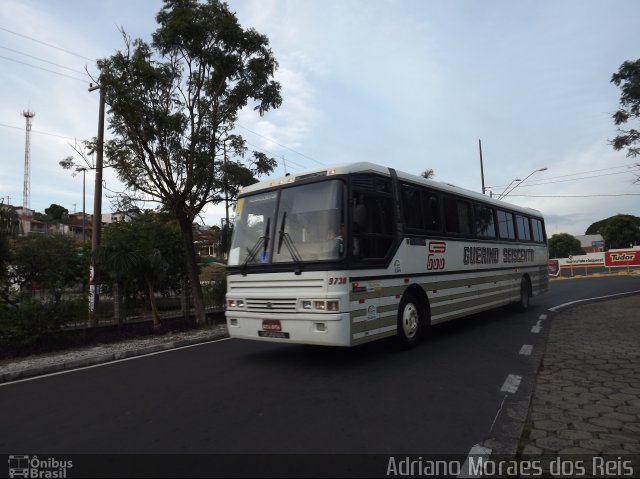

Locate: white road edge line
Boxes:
[0,337,231,387]
[539,314,547,320]
[519,344,533,356]
[500,374,522,394]
[459,444,492,478]
[548,289,640,312]
[530,320,542,334]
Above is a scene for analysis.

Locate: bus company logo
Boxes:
[427,242,446,271]
[609,253,636,262]
[8,455,73,478]
[428,241,446,253]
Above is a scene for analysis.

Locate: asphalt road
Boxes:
[1,276,638,457]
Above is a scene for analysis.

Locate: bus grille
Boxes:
[246,298,297,312]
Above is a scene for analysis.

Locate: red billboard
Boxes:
[604,250,640,267]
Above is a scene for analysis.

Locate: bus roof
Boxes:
[240,161,544,218]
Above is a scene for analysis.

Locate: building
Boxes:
[574,234,605,253]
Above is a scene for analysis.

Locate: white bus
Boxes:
[225,162,548,347]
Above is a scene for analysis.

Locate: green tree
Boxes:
[97,0,281,324]
[585,214,640,235]
[548,233,585,259]
[10,235,87,303]
[44,204,69,221]
[611,59,640,179]
[0,203,20,236]
[421,169,435,179]
[602,215,640,249]
[101,212,185,327]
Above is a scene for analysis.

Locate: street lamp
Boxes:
[500,167,547,199]
[496,179,521,200]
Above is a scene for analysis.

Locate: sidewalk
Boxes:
[518,294,640,456]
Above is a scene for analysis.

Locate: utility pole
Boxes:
[88,83,105,326]
[223,141,230,256]
[479,139,486,194]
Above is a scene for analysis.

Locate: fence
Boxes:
[548,247,640,279]
[1,279,226,337]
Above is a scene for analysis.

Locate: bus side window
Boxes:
[352,191,395,260]
[474,204,496,238]
[531,218,545,242]
[515,214,532,241]
[401,187,423,229]
[497,210,516,240]
[421,192,441,231]
[444,197,472,235]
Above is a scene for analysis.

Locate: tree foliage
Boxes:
[44,204,69,221]
[585,214,640,235]
[96,0,282,324]
[421,169,435,179]
[611,59,640,178]
[9,235,88,303]
[100,212,186,326]
[602,215,640,249]
[548,233,585,259]
[0,203,20,237]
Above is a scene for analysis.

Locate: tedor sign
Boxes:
[605,250,640,267]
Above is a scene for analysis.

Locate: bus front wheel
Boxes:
[397,293,425,348]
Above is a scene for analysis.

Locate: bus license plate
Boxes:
[258,331,290,339]
[262,320,282,331]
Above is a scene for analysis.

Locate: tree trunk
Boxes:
[180,277,189,321]
[178,216,207,325]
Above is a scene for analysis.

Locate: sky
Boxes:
[1,0,640,236]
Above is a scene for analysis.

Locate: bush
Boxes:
[0,298,86,346]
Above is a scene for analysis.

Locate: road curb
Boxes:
[0,331,230,384]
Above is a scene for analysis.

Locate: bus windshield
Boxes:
[228,180,345,266]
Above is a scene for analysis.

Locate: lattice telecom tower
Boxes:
[22,109,35,213]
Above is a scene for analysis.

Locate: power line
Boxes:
[510,193,640,198]
[0,122,77,141]
[489,163,639,189]
[0,54,89,83]
[0,25,93,61]
[512,170,640,188]
[2,27,320,172]
[236,124,325,166]
[243,140,308,172]
[0,44,88,75]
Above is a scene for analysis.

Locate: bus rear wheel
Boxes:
[397,293,425,348]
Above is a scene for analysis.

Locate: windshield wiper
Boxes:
[241,217,271,275]
[277,212,303,275]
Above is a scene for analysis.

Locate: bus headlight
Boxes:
[299,300,339,312]
[227,299,245,308]
[326,300,339,312]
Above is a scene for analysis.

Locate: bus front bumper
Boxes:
[225,311,352,347]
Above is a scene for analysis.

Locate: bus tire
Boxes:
[397,293,425,348]
[516,277,531,311]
